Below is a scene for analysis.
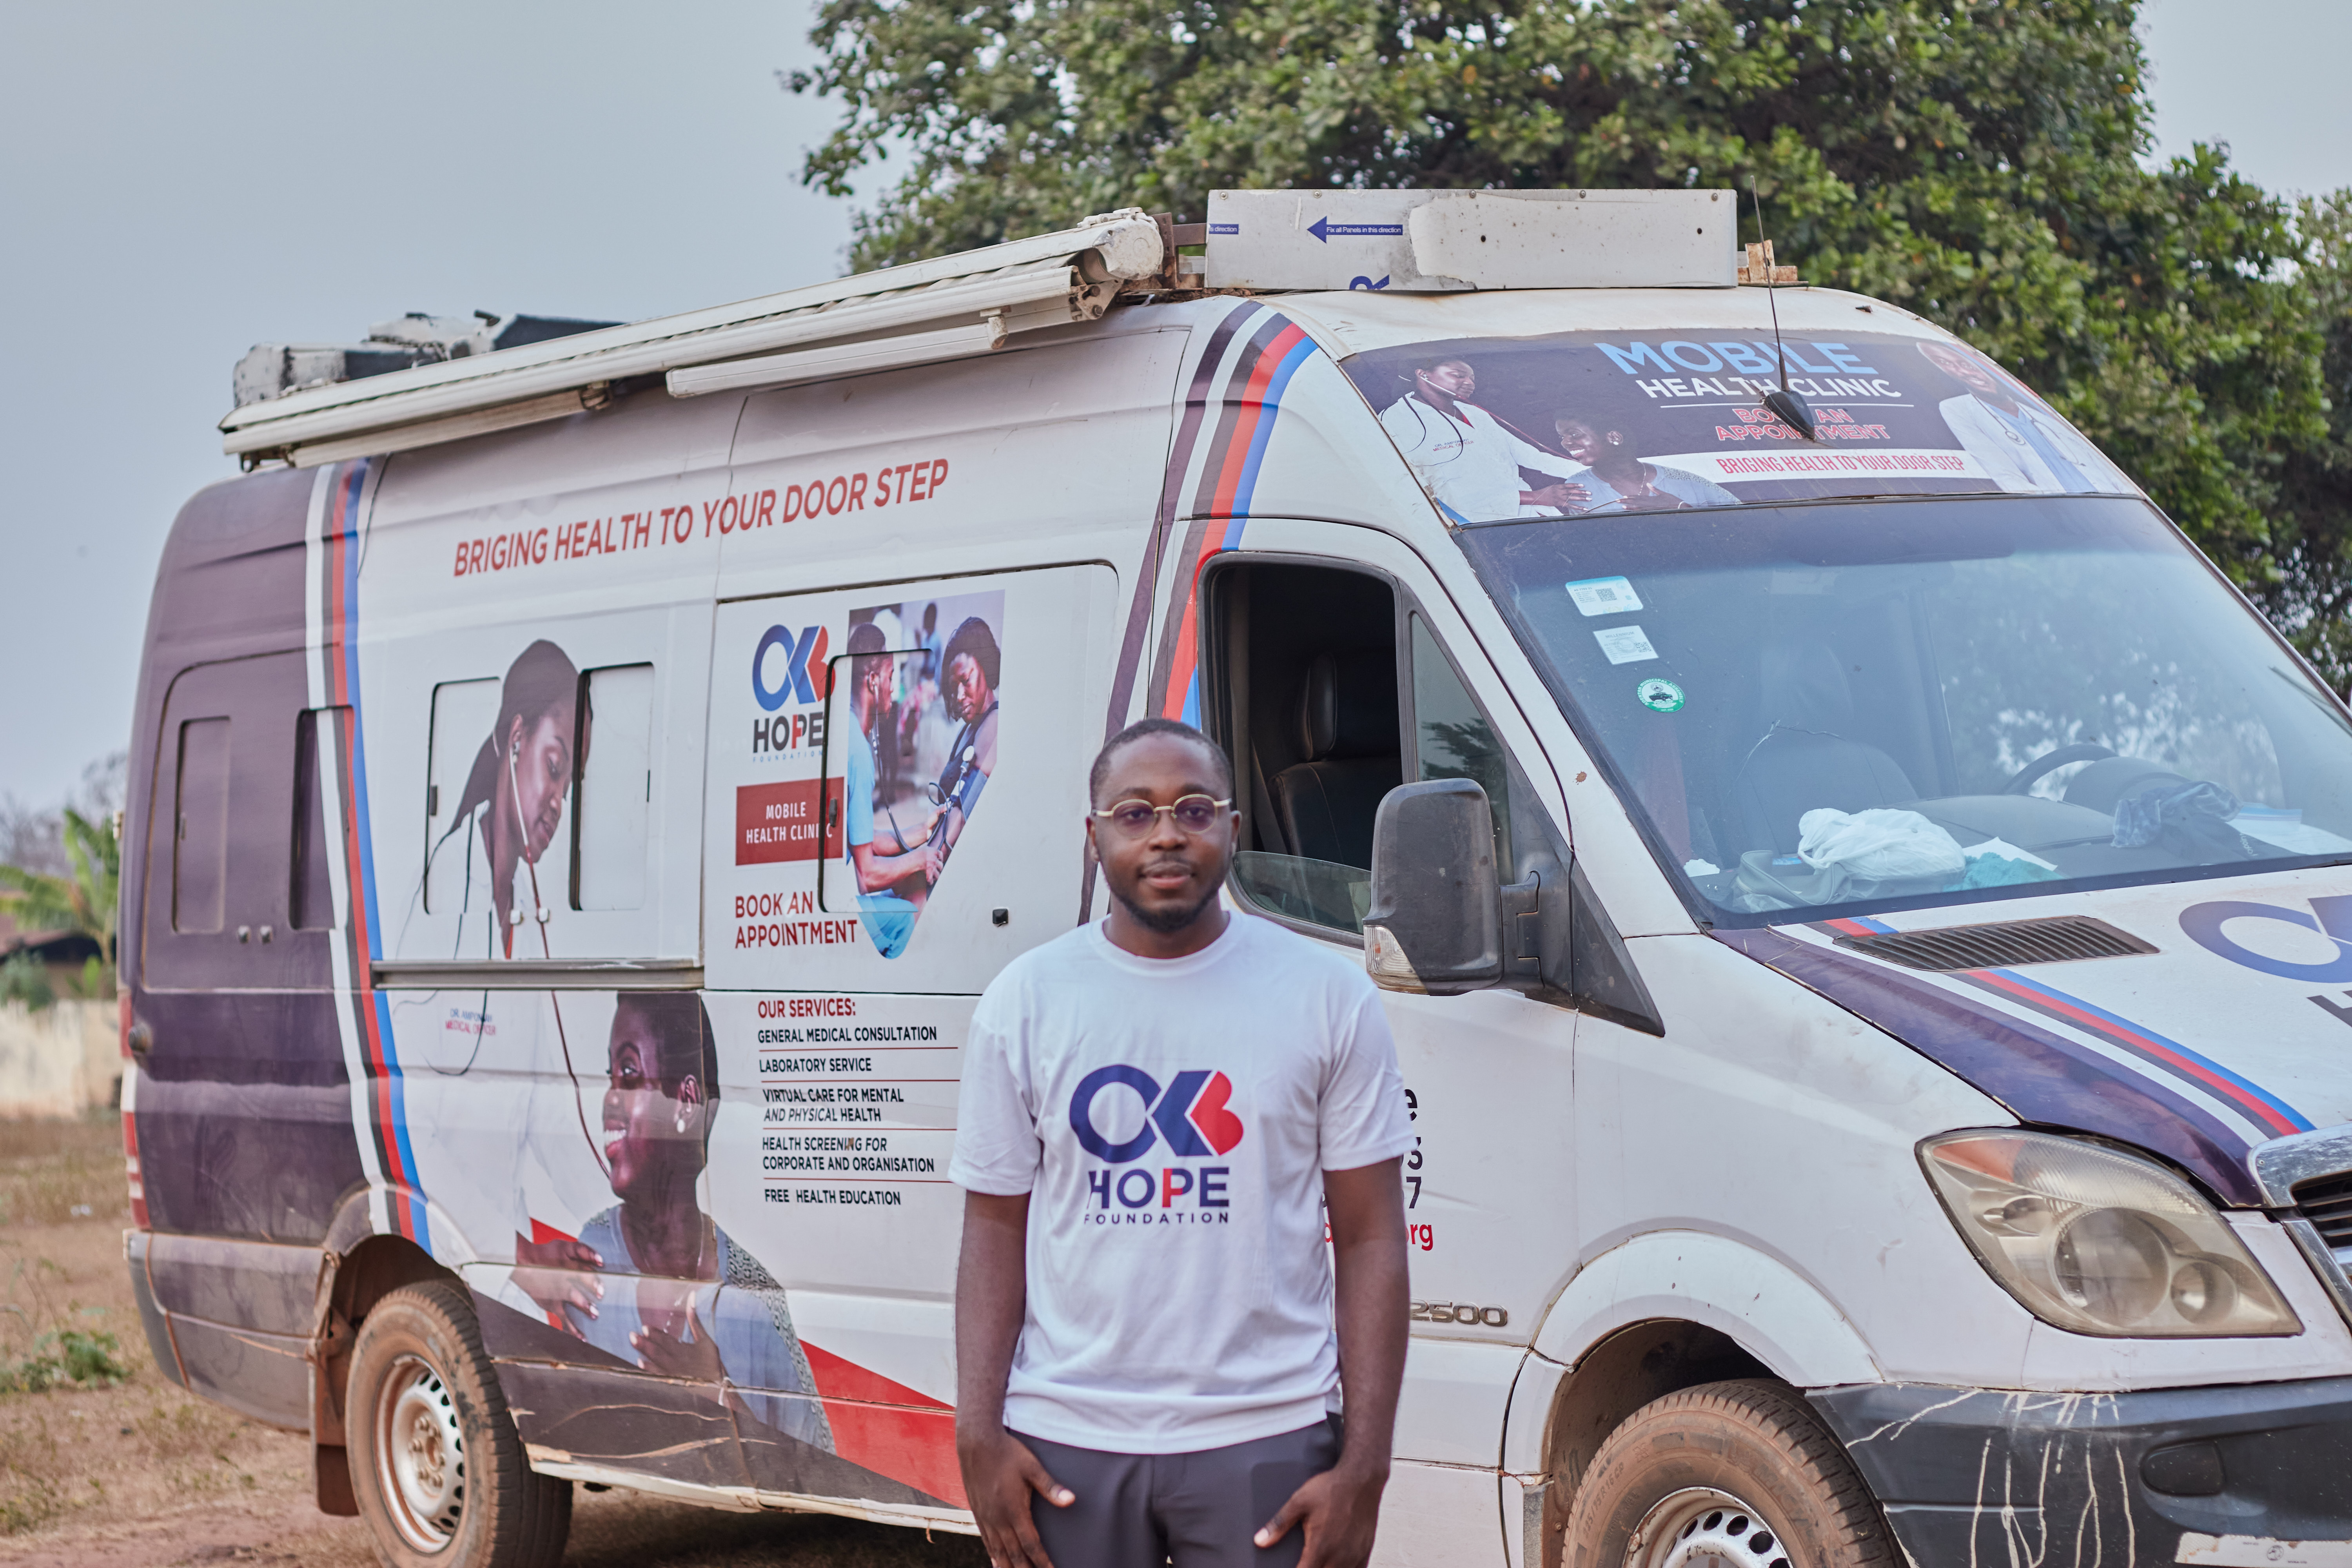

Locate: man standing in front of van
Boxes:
[951,718,1414,1568]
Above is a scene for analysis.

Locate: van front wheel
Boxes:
[346,1280,572,1568]
[1565,1379,1893,1568]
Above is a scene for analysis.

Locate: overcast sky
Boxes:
[0,0,2345,811]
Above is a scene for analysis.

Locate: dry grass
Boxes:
[0,1112,328,1553]
[0,1114,984,1565]
[0,1113,128,1230]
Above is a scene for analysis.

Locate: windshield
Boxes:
[1455,495,2352,926]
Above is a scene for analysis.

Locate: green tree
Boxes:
[790,0,2343,663]
[2256,193,2352,689]
[0,809,119,991]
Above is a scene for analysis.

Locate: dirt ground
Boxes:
[0,1115,984,1568]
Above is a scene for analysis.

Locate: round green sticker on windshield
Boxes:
[1637,678,1685,713]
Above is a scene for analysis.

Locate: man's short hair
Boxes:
[846,620,890,689]
[1090,717,1234,806]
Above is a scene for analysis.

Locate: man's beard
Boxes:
[1110,876,1223,935]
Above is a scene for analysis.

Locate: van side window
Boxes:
[290,707,349,931]
[173,717,232,934]
[1408,613,1512,870]
[1207,564,1401,934]
[424,678,501,913]
[142,652,310,985]
[572,663,655,911]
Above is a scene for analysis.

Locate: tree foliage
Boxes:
[790,0,2348,672]
[0,808,119,963]
[2256,194,2352,688]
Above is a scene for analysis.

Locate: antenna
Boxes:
[1749,180,1818,443]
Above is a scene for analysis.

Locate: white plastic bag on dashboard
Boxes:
[1797,808,1966,883]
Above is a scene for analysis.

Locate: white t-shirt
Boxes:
[949,912,1415,1454]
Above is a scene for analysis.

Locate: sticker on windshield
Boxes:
[1566,576,1644,617]
[1341,329,2141,524]
[1637,678,1684,712]
[1593,625,1658,665]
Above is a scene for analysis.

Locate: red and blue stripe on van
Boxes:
[1820,915,2313,1143]
[1136,306,1322,727]
[312,459,431,1247]
[1713,916,2308,1206]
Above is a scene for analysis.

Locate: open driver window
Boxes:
[1205,563,1402,934]
[1204,562,1520,937]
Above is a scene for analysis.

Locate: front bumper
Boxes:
[1812,1377,2352,1566]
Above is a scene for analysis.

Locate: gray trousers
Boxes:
[1016,1417,1343,1568]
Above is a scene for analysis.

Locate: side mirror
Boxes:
[1361,779,1502,994]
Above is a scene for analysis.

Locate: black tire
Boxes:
[346,1279,572,1568]
[1564,1379,1893,1568]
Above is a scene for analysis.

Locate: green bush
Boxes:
[0,1329,132,1393]
[0,955,52,1013]
[66,957,109,1001]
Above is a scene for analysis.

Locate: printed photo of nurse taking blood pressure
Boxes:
[835,591,1006,959]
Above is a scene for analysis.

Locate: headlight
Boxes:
[1920,1131,2301,1337]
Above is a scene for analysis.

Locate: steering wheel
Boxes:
[1999,743,2115,797]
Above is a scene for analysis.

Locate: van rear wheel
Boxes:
[1565,1379,1892,1568]
[347,1280,571,1568]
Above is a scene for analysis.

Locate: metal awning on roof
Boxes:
[221,209,1169,467]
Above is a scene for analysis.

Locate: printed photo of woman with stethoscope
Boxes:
[391,639,613,1321]
[408,637,583,958]
[922,614,999,883]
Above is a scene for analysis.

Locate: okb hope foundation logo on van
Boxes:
[2181,895,2352,982]
[1070,1066,1243,1226]
[751,624,830,756]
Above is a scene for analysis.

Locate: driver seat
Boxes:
[1734,642,1917,854]
[1272,651,1401,868]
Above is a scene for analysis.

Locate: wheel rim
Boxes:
[374,1352,466,1552]
[1626,1486,1793,1568]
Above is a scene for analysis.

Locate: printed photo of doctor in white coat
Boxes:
[1917,339,2134,496]
[1377,356,1592,523]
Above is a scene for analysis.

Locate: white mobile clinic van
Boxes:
[122,191,2352,1568]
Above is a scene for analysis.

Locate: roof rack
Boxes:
[221,210,1168,468]
[230,312,623,411]
[219,189,1741,467]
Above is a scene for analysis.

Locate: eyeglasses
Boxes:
[1089,795,1232,839]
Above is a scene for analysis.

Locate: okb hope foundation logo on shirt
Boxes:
[1069,1066,1244,1226]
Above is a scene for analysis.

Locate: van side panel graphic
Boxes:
[801,1342,965,1508]
[306,458,430,1247]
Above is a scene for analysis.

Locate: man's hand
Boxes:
[1255,1458,1388,1568]
[1522,481,1592,512]
[1303,1158,1408,1568]
[512,1233,602,1335]
[957,1425,1072,1568]
[956,1191,1063,1568]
